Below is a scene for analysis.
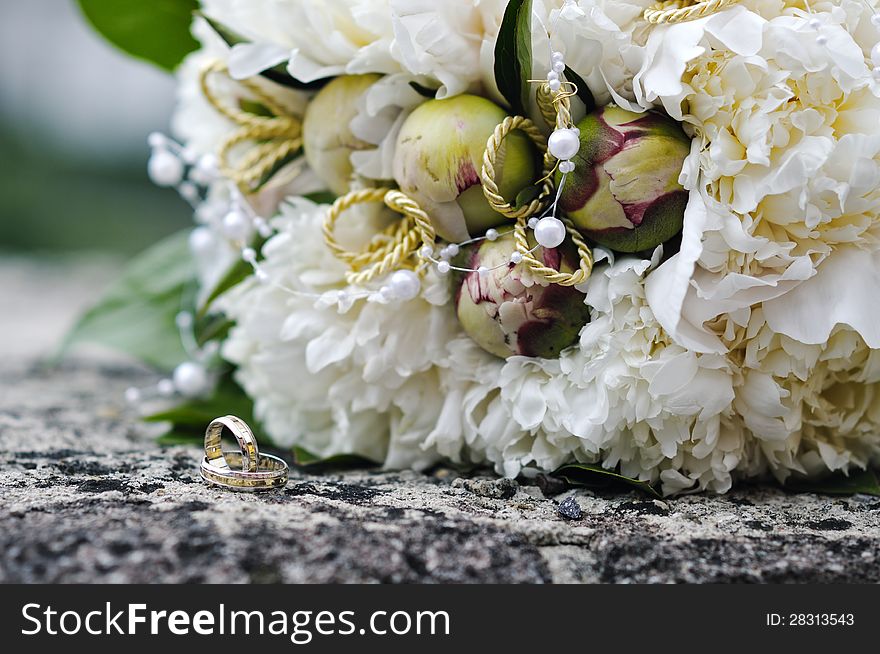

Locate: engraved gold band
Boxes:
[204,415,260,473]
[200,451,289,492]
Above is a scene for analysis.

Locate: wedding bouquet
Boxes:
[73,0,880,495]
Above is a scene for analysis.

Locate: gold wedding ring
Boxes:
[200,416,289,491]
[204,415,260,472]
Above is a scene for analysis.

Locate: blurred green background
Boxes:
[0,0,192,255]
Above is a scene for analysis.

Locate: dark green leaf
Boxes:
[144,374,256,428]
[408,81,439,99]
[239,99,274,117]
[554,463,662,498]
[200,14,330,90]
[514,184,542,209]
[784,469,880,496]
[77,0,199,72]
[144,373,276,447]
[253,150,303,192]
[156,430,203,446]
[303,191,338,205]
[59,231,195,370]
[293,447,379,472]
[194,313,234,348]
[198,237,265,317]
[563,66,596,114]
[494,0,533,116]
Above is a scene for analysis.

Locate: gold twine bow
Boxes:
[643,0,742,24]
[323,188,436,285]
[199,61,303,193]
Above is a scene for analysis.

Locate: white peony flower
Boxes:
[221,198,461,469]
[640,3,880,355]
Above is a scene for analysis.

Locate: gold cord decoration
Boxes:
[643,0,741,25]
[513,215,594,286]
[323,188,436,285]
[199,61,303,193]
[480,116,554,219]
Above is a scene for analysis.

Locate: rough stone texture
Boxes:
[2,261,880,583]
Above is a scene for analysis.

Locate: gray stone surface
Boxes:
[2,260,880,583]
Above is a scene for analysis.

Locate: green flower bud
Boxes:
[302,74,381,195]
[454,233,591,359]
[394,95,538,242]
[557,105,690,253]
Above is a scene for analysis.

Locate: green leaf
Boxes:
[553,463,662,498]
[200,14,329,90]
[239,99,274,118]
[783,469,880,496]
[293,447,379,472]
[59,231,196,370]
[156,430,203,446]
[144,373,274,446]
[408,81,439,99]
[145,375,256,427]
[494,0,533,116]
[563,66,596,114]
[194,313,234,348]
[303,191,339,205]
[77,0,199,72]
[198,234,267,318]
[514,184,542,210]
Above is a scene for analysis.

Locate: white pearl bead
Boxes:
[378,285,395,302]
[548,128,580,161]
[871,43,880,67]
[241,247,257,263]
[808,17,821,30]
[559,160,575,174]
[437,261,451,274]
[147,132,167,148]
[439,246,452,260]
[551,51,564,64]
[389,269,421,301]
[255,268,270,283]
[816,34,828,46]
[175,311,193,329]
[198,153,219,177]
[486,228,499,241]
[420,245,434,259]
[148,149,184,187]
[181,146,199,165]
[548,79,562,92]
[534,217,566,249]
[528,217,540,230]
[547,71,560,82]
[510,251,523,264]
[446,243,460,257]
[179,182,199,202]
[189,227,214,255]
[552,61,565,74]
[157,379,176,397]
[254,218,273,238]
[476,266,489,277]
[124,387,141,404]
[222,209,251,241]
[173,362,208,398]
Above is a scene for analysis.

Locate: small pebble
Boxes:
[558,495,583,520]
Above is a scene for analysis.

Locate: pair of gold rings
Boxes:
[199,415,288,491]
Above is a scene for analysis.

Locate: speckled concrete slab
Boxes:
[2,358,879,583]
